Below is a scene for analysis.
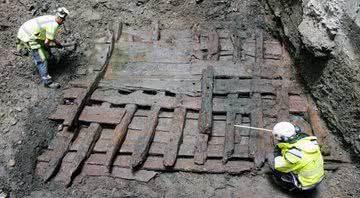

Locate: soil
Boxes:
[0,0,359,197]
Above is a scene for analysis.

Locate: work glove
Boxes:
[56,43,63,48]
[274,145,282,157]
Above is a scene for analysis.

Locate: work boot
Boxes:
[45,82,61,89]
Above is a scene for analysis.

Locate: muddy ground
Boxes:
[0,0,359,197]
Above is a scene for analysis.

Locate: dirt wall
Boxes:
[264,0,360,156]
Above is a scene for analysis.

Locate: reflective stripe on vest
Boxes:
[299,163,322,176]
[287,148,302,158]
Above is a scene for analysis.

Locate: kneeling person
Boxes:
[271,122,325,191]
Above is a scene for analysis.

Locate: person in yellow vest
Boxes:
[271,122,325,191]
[16,7,70,88]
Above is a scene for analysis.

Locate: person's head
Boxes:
[272,122,298,142]
[55,7,69,25]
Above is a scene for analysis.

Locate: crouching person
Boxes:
[16,7,70,88]
[270,122,325,191]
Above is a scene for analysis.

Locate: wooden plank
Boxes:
[91,89,250,113]
[250,29,266,168]
[151,20,160,41]
[190,60,252,78]
[163,107,186,167]
[64,123,102,186]
[207,27,220,61]
[105,104,137,171]
[100,78,302,96]
[113,20,123,41]
[128,116,172,131]
[289,95,308,113]
[79,106,126,124]
[198,66,214,134]
[48,105,75,123]
[307,99,332,156]
[130,106,161,168]
[250,93,266,167]
[91,89,199,110]
[99,78,201,97]
[276,81,290,121]
[192,23,203,60]
[88,154,255,174]
[223,110,236,164]
[229,31,242,62]
[63,88,87,99]
[233,136,250,158]
[194,134,209,165]
[43,127,74,182]
[114,41,191,64]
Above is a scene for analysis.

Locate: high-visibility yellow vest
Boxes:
[274,136,325,187]
[17,15,59,43]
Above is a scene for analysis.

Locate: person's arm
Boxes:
[274,148,303,173]
[45,25,61,47]
[44,38,62,48]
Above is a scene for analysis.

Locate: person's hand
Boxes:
[56,43,63,48]
[274,145,281,157]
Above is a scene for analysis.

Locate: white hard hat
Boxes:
[56,7,70,19]
[272,122,296,141]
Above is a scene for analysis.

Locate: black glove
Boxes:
[274,145,282,157]
[56,43,63,48]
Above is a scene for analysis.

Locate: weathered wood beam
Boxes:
[43,127,74,182]
[307,98,333,156]
[250,29,266,168]
[222,93,238,164]
[130,106,161,168]
[151,20,160,41]
[192,23,203,60]
[163,107,186,167]
[79,106,126,125]
[229,32,241,62]
[198,66,214,133]
[64,123,102,186]
[105,104,137,172]
[207,27,220,61]
[250,93,265,167]
[97,78,302,96]
[276,81,290,121]
[223,110,236,164]
[194,133,209,165]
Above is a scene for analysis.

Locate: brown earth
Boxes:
[0,0,359,197]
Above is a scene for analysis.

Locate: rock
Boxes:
[10,119,17,126]
[298,18,335,57]
[3,128,9,134]
[7,159,15,167]
[24,93,31,99]
[57,124,63,131]
[15,107,22,112]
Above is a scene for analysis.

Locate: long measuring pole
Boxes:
[234,125,272,132]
